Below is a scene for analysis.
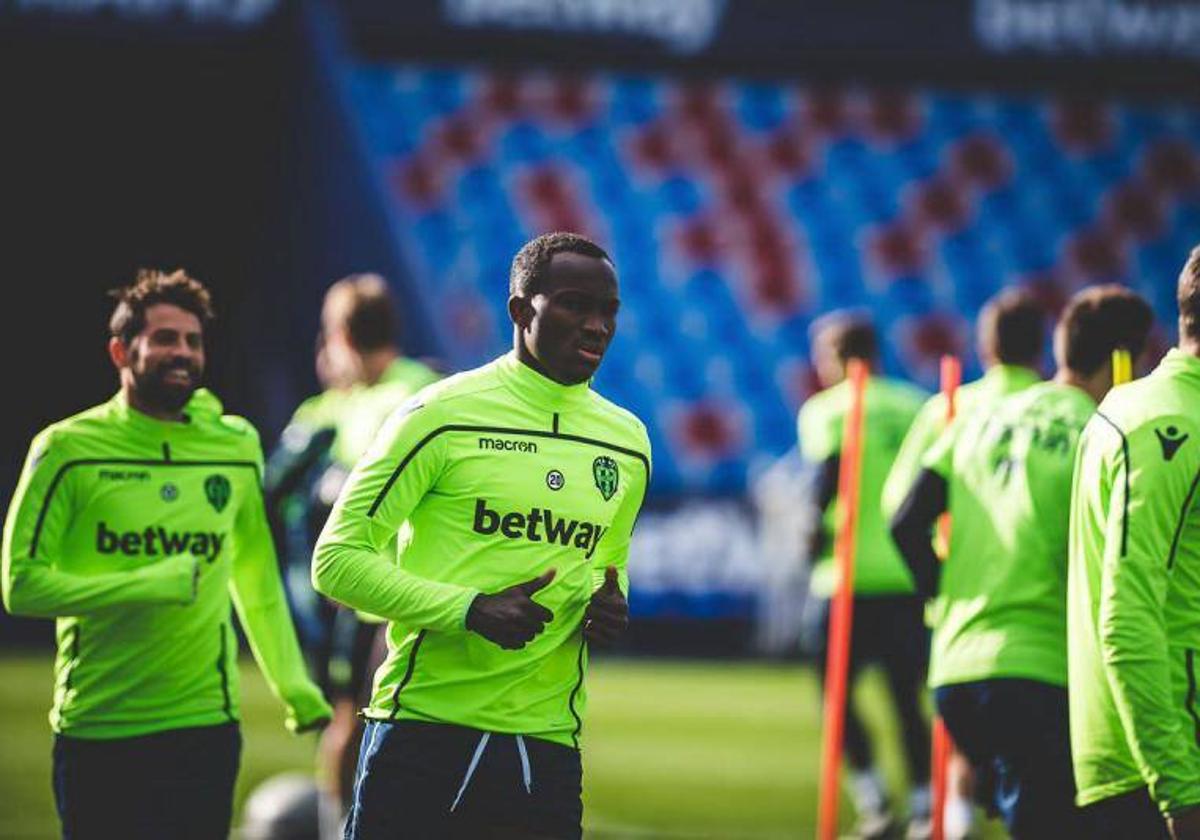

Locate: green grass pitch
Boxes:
[0,653,1003,838]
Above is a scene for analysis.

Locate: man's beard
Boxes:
[132,360,201,413]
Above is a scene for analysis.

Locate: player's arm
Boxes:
[2,430,196,617]
[881,396,942,521]
[585,438,651,645]
[890,422,955,599]
[312,399,478,631]
[1095,418,1200,814]
[229,430,332,733]
[798,399,840,562]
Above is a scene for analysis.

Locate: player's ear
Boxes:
[508,294,534,330]
[108,336,129,370]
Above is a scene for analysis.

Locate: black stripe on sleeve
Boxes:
[388,629,427,719]
[1095,412,1130,558]
[568,635,586,749]
[1167,466,1200,571]
[1186,650,1200,747]
[217,622,233,721]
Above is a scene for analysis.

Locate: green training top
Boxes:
[923,381,1094,688]
[331,357,442,469]
[882,364,1042,521]
[1068,349,1200,813]
[312,352,650,748]
[798,375,926,597]
[1,390,331,739]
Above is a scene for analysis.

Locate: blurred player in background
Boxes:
[881,285,1047,838]
[2,269,330,839]
[882,286,1046,520]
[313,232,650,838]
[265,273,440,830]
[797,312,929,839]
[892,285,1152,837]
[1068,251,1200,839]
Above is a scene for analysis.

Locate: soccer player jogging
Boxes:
[881,286,1046,839]
[1068,251,1200,839]
[891,285,1153,837]
[797,313,929,839]
[882,287,1046,522]
[312,232,650,839]
[1,270,331,839]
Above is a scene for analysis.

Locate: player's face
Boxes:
[123,303,205,412]
[516,252,619,385]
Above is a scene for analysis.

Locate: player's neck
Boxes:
[1054,368,1105,404]
[122,384,187,423]
[1180,336,1200,359]
[360,349,398,386]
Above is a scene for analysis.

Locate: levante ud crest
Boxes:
[205,474,232,513]
[592,456,618,501]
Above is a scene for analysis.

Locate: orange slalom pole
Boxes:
[817,358,870,840]
[931,355,961,840]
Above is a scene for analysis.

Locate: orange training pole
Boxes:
[817,358,870,840]
[930,355,961,840]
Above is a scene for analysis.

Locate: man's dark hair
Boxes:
[810,311,878,365]
[1057,284,1154,376]
[978,286,1045,368]
[109,268,214,345]
[509,231,612,297]
[324,273,397,352]
[1179,244,1200,342]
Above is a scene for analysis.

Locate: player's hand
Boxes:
[285,684,334,734]
[467,569,556,650]
[584,566,627,646]
[1168,805,1200,840]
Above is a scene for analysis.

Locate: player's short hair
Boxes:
[108,268,214,345]
[323,273,397,353]
[509,231,612,297]
[810,311,878,365]
[978,286,1045,368]
[1056,284,1153,376]
[1179,244,1200,342]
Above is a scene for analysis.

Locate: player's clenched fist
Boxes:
[584,566,627,646]
[467,569,556,649]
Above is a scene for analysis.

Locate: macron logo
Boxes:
[472,498,607,558]
[478,437,538,453]
[96,522,226,564]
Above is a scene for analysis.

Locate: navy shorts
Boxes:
[935,679,1081,836]
[346,719,582,839]
[1079,786,1170,839]
[53,722,241,840]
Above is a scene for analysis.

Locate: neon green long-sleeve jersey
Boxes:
[312,352,650,748]
[2,390,331,739]
[1068,349,1200,813]
[881,364,1042,521]
[798,375,927,596]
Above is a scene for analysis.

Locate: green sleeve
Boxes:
[882,396,943,519]
[590,436,651,597]
[313,399,478,631]
[229,433,332,733]
[920,417,960,480]
[1098,419,1200,813]
[798,395,840,463]
[2,430,195,617]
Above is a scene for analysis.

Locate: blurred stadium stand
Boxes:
[343,64,1198,498]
